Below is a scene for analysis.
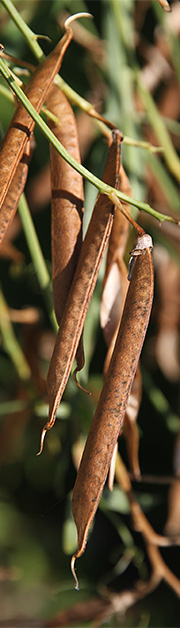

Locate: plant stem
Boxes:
[1,0,44,62]
[56,79,163,153]
[0,56,177,225]
[18,194,58,333]
[0,79,162,154]
[0,287,31,380]
[137,111,180,137]
[148,153,180,212]
[0,399,30,416]
[110,0,180,183]
[136,77,180,184]
[2,0,179,176]
[0,82,60,125]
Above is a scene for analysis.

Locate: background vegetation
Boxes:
[0,0,179,626]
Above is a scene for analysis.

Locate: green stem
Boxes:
[56,78,163,153]
[0,399,30,416]
[123,135,163,153]
[137,111,180,137]
[0,56,177,225]
[148,152,180,212]
[18,194,58,333]
[0,287,31,380]
[0,75,162,153]
[143,369,180,433]
[1,66,180,141]
[110,0,180,183]
[1,0,44,62]
[58,75,180,137]
[0,83,60,125]
[2,0,179,176]
[136,76,180,184]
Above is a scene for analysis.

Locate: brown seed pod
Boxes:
[0,28,72,244]
[101,254,129,369]
[100,164,142,486]
[47,85,85,378]
[157,0,171,11]
[37,129,123,454]
[71,233,154,589]
[0,138,31,245]
[47,85,84,323]
[100,144,128,355]
[104,165,131,271]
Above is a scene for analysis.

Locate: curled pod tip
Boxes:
[64,12,93,31]
[71,555,80,591]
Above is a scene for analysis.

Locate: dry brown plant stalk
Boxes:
[115,453,180,597]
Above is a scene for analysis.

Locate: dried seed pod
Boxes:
[71,233,154,589]
[0,139,31,244]
[37,129,123,454]
[47,85,84,323]
[100,164,132,368]
[0,28,72,244]
[104,165,131,270]
[47,85,85,378]
[100,163,141,485]
[101,254,129,370]
[108,363,142,490]
[157,0,171,11]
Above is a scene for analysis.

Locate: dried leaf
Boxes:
[124,365,142,479]
[154,247,180,382]
[71,234,154,588]
[37,130,123,454]
[0,27,72,244]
